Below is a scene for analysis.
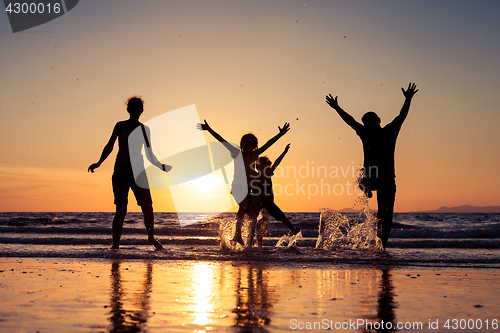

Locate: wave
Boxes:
[3,235,500,250]
[1,212,500,247]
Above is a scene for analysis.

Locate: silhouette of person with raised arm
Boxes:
[198,120,290,247]
[326,83,418,248]
[88,97,171,250]
[252,144,300,248]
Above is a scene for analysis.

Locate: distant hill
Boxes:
[421,205,500,213]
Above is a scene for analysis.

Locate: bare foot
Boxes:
[231,234,244,246]
[109,243,119,250]
[292,227,301,235]
[149,237,164,250]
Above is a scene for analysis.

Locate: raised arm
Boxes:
[88,123,120,173]
[197,120,240,156]
[395,82,418,123]
[256,122,290,155]
[326,94,363,131]
[272,143,290,170]
[388,82,418,128]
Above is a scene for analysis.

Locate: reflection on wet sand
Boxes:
[190,262,217,327]
[232,264,273,329]
[2,258,499,332]
[361,269,397,332]
[376,270,396,332]
[108,260,153,332]
[105,260,398,332]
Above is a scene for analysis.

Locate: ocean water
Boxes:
[1,211,500,267]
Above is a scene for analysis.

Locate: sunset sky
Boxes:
[1,0,499,213]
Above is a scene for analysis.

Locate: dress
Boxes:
[231,149,259,219]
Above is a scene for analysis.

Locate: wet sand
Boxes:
[1,257,499,332]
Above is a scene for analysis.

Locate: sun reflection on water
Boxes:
[191,262,216,327]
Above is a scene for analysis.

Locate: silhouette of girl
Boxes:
[198,120,290,247]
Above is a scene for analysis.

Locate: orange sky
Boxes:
[1,1,499,212]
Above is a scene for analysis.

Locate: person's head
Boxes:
[256,156,272,171]
[126,96,144,119]
[361,111,381,128]
[240,133,258,152]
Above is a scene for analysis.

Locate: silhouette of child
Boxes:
[198,120,290,247]
[88,97,172,250]
[251,144,300,248]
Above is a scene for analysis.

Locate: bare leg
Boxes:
[232,198,249,246]
[265,201,300,235]
[142,204,164,250]
[111,203,127,249]
[280,216,298,234]
[245,196,259,248]
[256,214,269,248]
[247,216,258,248]
[380,218,392,249]
[376,181,396,249]
[232,217,245,246]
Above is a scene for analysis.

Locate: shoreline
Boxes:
[2,255,500,270]
[2,244,500,269]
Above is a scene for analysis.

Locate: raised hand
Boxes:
[284,143,291,153]
[326,94,340,109]
[402,82,418,99]
[197,119,210,131]
[278,122,290,136]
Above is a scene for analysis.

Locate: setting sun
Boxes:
[191,174,222,192]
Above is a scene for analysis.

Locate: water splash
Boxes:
[219,216,254,252]
[218,210,303,252]
[315,174,383,251]
[275,231,302,249]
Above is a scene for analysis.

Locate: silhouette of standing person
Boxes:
[88,97,171,250]
[326,83,418,248]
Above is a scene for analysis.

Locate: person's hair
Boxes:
[240,133,258,152]
[257,156,272,170]
[126,96,144,114]
[361,111,381,126]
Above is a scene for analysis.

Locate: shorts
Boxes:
[112,162,152,206]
